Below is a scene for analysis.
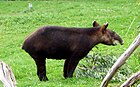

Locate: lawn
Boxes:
[0,0,140,87]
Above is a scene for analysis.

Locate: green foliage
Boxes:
[76,50,133,82]
[0,0,139,87]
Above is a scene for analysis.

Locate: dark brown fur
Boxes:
[22,21,123,81]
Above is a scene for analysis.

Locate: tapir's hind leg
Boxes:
[34,58,48,81]
[29,53,48,81]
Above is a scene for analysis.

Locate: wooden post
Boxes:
[121,71,140,87]
[100,34,140,87]
[0,61,16,87]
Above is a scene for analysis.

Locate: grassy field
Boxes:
[0,0,140,87]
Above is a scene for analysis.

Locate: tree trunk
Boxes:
[100,34,140,87]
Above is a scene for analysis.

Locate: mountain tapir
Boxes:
[22,21,123,81]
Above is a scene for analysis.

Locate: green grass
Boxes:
[0,0,140,87]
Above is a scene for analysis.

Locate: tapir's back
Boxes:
[22,26,91,59]
[22,26,84,48]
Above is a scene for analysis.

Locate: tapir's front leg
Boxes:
[67,58,80,78]
[66,50,87,78]
[34,58,48,81]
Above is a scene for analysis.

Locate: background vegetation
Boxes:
[0,0,139,87]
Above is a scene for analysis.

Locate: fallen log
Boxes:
[0,61,16,87]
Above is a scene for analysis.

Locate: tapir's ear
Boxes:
[92,20,99,27]
[101,23,108,33]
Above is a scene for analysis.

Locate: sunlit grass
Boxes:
[0,0,139,86]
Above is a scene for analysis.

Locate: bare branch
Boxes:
[101,34,140,87]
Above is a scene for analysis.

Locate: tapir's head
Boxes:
[93,21,124,46]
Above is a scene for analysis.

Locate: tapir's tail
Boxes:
[21,46,24,49]
[21,43,25,50]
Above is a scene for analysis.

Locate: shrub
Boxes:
[76,50,133,82]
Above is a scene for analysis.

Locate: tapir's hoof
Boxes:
[64,75,73,79]
[39,76,48,81]
[43,77,48,81]
[38,75,49,81]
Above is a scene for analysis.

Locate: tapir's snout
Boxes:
[120,40,124,45]
[114,33,124,45]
